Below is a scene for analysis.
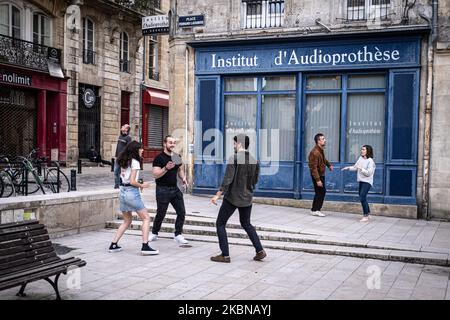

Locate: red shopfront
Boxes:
[142,87,169,162]
[0,66,67,162]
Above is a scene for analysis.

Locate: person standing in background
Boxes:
[114,124,131,189]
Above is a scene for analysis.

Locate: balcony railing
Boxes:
[0,34,60,72]
[120,59,130,73]
[83,49,96,65]
[347,0,390,21]
[243,0,284,29]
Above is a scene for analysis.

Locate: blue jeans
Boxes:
[359,182,372,216]
[216,199,263,257]
[114,161,121,188]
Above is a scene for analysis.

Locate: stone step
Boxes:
[99,228,450,267]
[105,219,450,266]
[116,212,306,235]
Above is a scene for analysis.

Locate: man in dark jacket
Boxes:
[210,134,266,263]
[114,124,131,188]
[308,133,334,217]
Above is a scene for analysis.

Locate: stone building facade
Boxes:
[168,0,450,219]
[0,0,170,165]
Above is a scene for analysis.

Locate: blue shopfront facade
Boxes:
[192,35,421,205]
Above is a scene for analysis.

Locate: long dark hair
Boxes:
[117,140,142,169]
[363,145,374,159]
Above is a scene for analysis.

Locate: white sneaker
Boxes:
[312,211,326,217]
[174,234,189,246]
[149,233,158,242]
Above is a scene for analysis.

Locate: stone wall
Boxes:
[0,190,119,237]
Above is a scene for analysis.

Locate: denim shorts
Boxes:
[119,186,146,212]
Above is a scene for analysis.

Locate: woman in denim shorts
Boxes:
[108,141,159,255]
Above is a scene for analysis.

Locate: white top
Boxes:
[120,159,140,184]
[348,156,376,186]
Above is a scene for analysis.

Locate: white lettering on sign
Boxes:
[210,46,402,69]
[211,53,259,68]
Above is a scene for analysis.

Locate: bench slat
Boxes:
[0,257,61,276]
[0,252,58,272]
[0,246,55,265]
[0,259,86,291]
[0,234,50,250]
[0,257,85,284]
[0,240,53,257]
[0,220,39,230]
[0,228,49,243]
[0,223,44,235]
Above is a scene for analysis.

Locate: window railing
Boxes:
[243,0,284,29]
[0,34,60,72]
[83,49,96,65]
[120,59,130,73]
[347,0,390,21]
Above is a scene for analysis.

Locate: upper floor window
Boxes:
[347,0,390,21]
[82,17,95,64]
[33,13,50,46]
[242,0,284,29]
[148,35,159,80]
[120,32,130,72]
[0,3,21,38]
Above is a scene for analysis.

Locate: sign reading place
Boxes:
[178,15,204,27]
[142,15,169,35]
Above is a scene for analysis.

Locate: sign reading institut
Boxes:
[196,38,420,74]
[142,15,169,35]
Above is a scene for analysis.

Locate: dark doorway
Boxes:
[78,84,101,158]
[0,87,37,157]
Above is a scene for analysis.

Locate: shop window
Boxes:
[304,73,386,163]
[0,4,21,38]
[242,0,284,29]
[304,94,341,162]
[82,17,95,64]
[120,32,130,72]
[223,76,296,162]
[224,77,257,92]
[224,95,257,159]
[261,94,295,161]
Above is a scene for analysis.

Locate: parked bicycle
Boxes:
[0,148,70,196]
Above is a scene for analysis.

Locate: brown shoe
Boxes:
[253,250,266,261]
[210,254,230,263]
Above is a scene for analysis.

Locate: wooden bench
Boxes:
[0,220,86,300]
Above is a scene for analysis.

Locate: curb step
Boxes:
[105,220,450,266]
[99,228,450,267]
[117,212,312,236]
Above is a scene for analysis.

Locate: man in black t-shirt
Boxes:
[150,135,189,247]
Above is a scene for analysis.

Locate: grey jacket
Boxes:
[220,151,259,207]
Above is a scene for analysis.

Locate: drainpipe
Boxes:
[420,0,438,220]
[185,45,189,191]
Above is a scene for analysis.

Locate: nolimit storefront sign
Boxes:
[0,70,32,86]
[195,37,420,74]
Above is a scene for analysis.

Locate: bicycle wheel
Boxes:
[0,170,16,197]
[25,170,44,194]
[47,169,70,193]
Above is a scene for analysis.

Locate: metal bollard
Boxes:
[111,158,115,172]
[77,159,82,174]
[70,169,77,191]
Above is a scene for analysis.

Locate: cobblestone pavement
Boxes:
[0,230,449,300]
